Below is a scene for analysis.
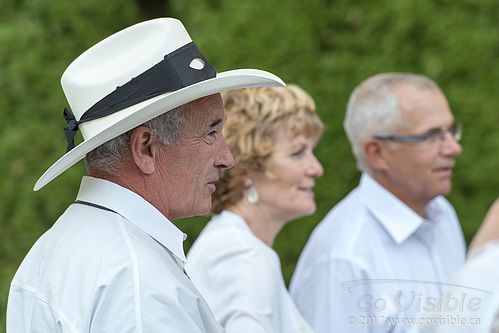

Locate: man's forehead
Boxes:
[393,82,440,97]
[183,93,224,130]
[396,86,454,131]
[189,93,223,114]
[190,93,223,107]
[395,83,447,109]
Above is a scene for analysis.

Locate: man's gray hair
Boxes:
[343,72,440,172]
[85,104,190,175]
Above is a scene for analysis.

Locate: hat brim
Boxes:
[34,69,285,191]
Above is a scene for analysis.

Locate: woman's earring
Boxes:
[245,178,259,204]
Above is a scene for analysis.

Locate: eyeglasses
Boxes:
[373,123,462,144]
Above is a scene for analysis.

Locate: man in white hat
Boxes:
[7,18,284,332]
[290,73,465,332]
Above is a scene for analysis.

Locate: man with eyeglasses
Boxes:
[290,73,465,333]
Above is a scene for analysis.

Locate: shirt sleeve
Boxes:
[7,284,79,333]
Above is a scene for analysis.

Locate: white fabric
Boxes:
[290,173,465,333]
[186,210,313,333]
[7,176,223,333]
[420,241,499,333]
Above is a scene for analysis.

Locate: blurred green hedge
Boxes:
[2,0,499,330]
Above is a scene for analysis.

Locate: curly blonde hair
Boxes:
[211,84,324,214]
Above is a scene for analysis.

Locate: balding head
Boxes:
[343,73,441,172]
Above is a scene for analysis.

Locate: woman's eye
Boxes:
[291,148,305,157]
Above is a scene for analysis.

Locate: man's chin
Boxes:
[436,182,452,197]
[192,201,212,217]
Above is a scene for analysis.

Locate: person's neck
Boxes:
[369,172,430,219]
[226,201,286,247]
[88,166,175,220]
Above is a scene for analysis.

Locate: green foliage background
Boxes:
[2,0,499,329]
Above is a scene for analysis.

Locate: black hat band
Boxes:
[63,41,217,152]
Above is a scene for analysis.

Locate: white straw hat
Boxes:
[34,18,284,191]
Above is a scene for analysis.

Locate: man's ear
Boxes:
[364,138,389,171]
[129,126,160,175]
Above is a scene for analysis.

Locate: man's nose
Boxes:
[216,137,234,169]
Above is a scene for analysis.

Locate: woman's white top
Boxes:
[187,210,313,333]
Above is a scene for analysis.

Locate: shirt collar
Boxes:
[359,173,427,244]
[76,176,187,263]
[216,210,275,250]
[216,210,252,231]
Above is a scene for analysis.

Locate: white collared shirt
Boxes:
[290,173,465,333]
[420,241,499,333]
[186,211,314,333]
[7,176,223,333]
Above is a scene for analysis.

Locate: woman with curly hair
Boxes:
[186,84,324,333]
